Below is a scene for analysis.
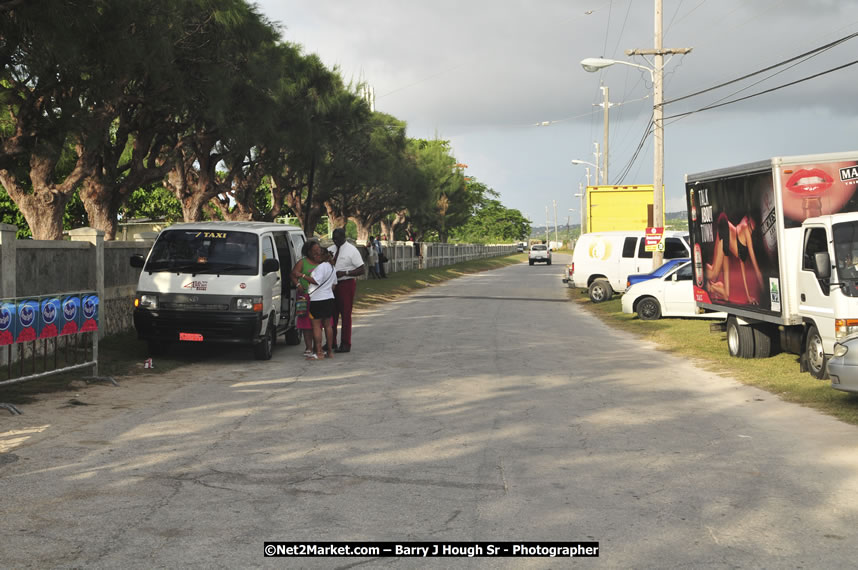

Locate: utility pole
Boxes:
[627,0,692,269]
[553,200,558,246]
[593,142,601,185]
[601,85,610,185]
[578,183,586,234]
[545,206,549,244]
[585,167,592,187]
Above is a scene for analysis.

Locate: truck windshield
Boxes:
[145,230,259,275]
[833,222,858,296]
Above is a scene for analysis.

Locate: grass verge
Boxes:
[354,253,525,310]
[570,289,858,425]
[0,254,525,407]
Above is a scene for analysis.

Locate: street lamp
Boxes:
[571,159,601,185]
[581,56,663,266]
[580,58,654,79]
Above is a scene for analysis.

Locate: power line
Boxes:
[662,29,858,107]
[664,0,687,35]
[614,116,653,185]
[601,0,614,60]
[663,57,858,121]
[609,0,633,59]
[532,95,650,128]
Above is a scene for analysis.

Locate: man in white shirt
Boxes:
[327,228,366,353]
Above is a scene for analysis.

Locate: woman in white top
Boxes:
[297,242,338,360]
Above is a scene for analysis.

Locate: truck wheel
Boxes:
[284,326,301,346]
[254,322,275,360]
[752,324,776,358]
[805,325,828,379]
[636,297,661,320]
[588,280,613,303]
[726,316,755,358]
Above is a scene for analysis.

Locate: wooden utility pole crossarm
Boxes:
[625,48,693,56]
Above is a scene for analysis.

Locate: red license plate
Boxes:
[179,332,204,342]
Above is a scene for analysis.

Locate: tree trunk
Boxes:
[78,126,174,240]
[325,201,348,233]
[0,149,87,240]
[390,210,408,240]
[379,218,393,242]
[263,176,285,222]
[80,178,121,240]
[303,207,325,238]
[3,188,68,240]
[208,194,254,221]
[353,218,372,242]
[165,140,220,223]
[302,157,316,234]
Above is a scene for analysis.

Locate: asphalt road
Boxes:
[3,254,858,568]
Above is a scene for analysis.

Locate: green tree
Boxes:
[120,186,183,223]
[0,1,96,238]
[265,52,358,236]
[76,0,203,239]
[449,189,531,244]
[324,111,412,241]
[163,0,281,223]
[409,139,467,242]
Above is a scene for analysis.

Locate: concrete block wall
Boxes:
[0,225,514,335]
[14,240,92,295]
[104,241,156,334]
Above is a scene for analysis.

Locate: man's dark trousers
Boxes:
[332,278,356,347]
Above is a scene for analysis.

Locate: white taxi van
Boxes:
[130,222,306,359]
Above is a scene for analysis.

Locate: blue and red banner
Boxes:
[0,293,97,344]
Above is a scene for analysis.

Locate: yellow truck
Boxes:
[586,185,664,232]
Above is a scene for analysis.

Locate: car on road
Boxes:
[529,244,551,265]
[828,336,858,393]
[516,243,525,253]
[564,230,691,304]
[625,258,690,291]
[622,260,726,321]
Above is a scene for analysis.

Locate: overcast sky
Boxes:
[258,0,858,227]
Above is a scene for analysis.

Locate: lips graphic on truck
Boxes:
[785,168,834,196]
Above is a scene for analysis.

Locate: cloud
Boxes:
[260,0,858,217]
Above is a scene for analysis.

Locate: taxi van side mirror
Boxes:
[130,254,145,268]
[263,258,280,275]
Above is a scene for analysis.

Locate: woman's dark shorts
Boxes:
[309,298,335,320]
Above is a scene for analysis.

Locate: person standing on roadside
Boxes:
[366,236,380,279]
[290,240,318,357]
[300,242,337,361]
[328,228,365,353]
[374,235,387,278]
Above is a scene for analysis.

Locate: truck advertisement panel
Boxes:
[781,159,858,228]
[687,172,781,314]
[586,185,662,232]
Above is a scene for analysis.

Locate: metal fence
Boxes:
[0,292,110,415]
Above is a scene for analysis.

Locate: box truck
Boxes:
[586,184,663,232]
[686,151,858,380]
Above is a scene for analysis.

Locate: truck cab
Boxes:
[797,214,858,376]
